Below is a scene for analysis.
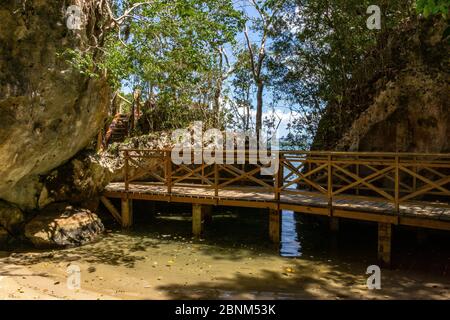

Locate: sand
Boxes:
[1,210,449,300]
[1,231,449,300]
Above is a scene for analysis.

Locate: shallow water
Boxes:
[280,211,302,257]
[1,204,449,299]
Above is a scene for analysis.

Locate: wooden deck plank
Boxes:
[103,182,450,230]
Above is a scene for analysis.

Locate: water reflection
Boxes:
[281,211,302,257]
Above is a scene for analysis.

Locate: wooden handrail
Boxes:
[120,148,450,211]
[120,148,450,158]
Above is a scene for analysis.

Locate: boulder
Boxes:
[0,200,25,247]
[0,0,110,205]
[24,204,104,248]
[0,200,25,235]
[38,152,113,210]
[0,227,8,246]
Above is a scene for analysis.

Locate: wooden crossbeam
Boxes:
[399,166,450,202]
[128,165,165,183]
[415,165,446,179]
[282,160,306,182]
[281,161,328,194]
[100,196,122,224]
[217,164,273,189]
[172,164,214,185]
[332,165,395,201]
[127,157,165,182]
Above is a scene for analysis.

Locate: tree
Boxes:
[212,47,235,127]
[242,0,285,138]
[230,48,255,131]
[102,0,242,131]
[269,0,416,147]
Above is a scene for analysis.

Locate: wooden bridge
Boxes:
[101,149,450,266]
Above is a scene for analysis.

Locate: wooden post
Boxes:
[413,156,417,192]
[329,217,339,252]
[124,150,130,191]
[269,209,281,243]
[356,156,360,196]
[202,205,213,224]
[149,201,156,215]
[417,229,427,245]
[378,222,392,267]
[328,155,333,216]
[166,150,172,194]
[121,198,133,228]
[308,161,312,191]
[192,204,204,237]
[274,157,283,201]
[214,163,219,197]
[395,156,400,215]
[330,217,339,232]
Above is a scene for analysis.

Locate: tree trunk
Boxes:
[213,80,222,127]
[256,81,264,140]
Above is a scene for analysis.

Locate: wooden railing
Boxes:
[121,149,450,212]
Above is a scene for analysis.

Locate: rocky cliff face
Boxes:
[313,17,450,153]
[0,0,110,209]
[0,1,110,247]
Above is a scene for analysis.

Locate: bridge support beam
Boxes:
[330,217,339,232]
[329,217,339,252]
[192,204,212,237]
[269,209,281,243]
[378,222,392,267]
[417,229,428,245]
[202,205,213,225]
[121,198,133,228]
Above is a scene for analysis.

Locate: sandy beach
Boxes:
[1,210,449,300]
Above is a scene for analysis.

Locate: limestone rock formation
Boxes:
[24,204,104,248]
[313,17,450,153]
[0,200,25,246]
[38,152,113,210]
[336,70,449,153]
[0,200,25,235]
[0,1,110,208]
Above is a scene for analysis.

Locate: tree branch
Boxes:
[104,0,153,26]
[244,24,258,80]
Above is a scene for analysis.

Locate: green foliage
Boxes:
[269,0,416,147]
[58,49,102,79]
[136,101,231,134]
[416,0,449,17]
[97,0,244,133]
[60,0,448,146]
